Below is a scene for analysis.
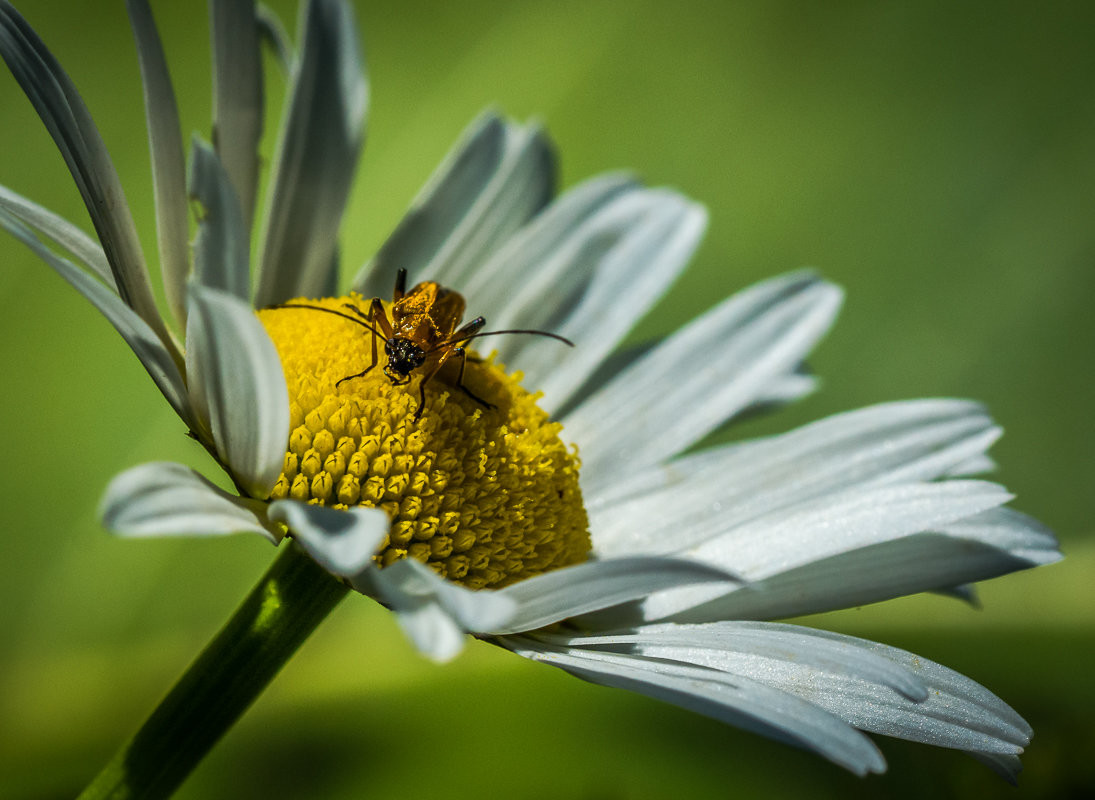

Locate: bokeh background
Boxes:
[1,1,1092,798]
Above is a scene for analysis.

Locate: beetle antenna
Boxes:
[446,328,574,348]
[269,303,385,339]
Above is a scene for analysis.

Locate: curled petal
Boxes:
[185,283,289,498]
[101,462,278,542]
[356,558,517,663]
[269,500,388,576]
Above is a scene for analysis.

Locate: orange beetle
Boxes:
[274,269,571,421]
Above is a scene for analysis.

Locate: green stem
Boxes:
[78,541,350,800]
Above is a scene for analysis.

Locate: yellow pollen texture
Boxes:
[258,294,591,589]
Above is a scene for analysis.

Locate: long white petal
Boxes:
[591,399,1002,555]
[189,136,250,300]
[353,112,555,298]
[458,172,636,313]
[0,208,195,429]
[0,183,113,288]
[269,500,387,575]
[127,0,189,327]
[637,505,1058,624]
[100,462,278,541]
[489,188,707,413]
[686,478,1009,570]
[210,0,264,229]
[502,637,887,776]
[569,272,842,489]
[254,0,367,307]
[0,2,176,358]
[544,622,1029,766]
[185,283,289,498]
[551,622,929,701]
[485,557,739,635]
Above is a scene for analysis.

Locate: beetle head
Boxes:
[384,337,426,384]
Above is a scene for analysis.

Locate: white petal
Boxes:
[485,557,740,635]
[189,136,250,300]
[487,188,707,413]
[642,504,1058,624]
[942,506,1060,564]
[552,621,928,702]
[0,183,113,288]
[502,637,886,776]
[356,558,517,662]
[569,272,843,489]
[0,208,196,430]
[127,0,189,327]
[100,462,277,541]
[458,172,637,313]
[269,500,387,576]
[545,622,1029,759]
[590,399,1002,556]
[353,112,555,298]
[697,478,1009,570]
[210,0,264,228]
[254,0,367,307]
[185,283,289,497]
[0,3,175,352]
[947,452,997,477]
[739,369,820,413]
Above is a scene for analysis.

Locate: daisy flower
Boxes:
[0,0,1060,796]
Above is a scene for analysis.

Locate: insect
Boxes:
[273,269,572,422]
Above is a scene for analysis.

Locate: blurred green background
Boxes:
[1,1,1092,798]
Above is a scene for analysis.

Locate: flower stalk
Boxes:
[77,541,349,800]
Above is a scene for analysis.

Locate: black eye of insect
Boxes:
[270,269,573,423]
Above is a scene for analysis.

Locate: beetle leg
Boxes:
[334,302,389,388]
[452,346,496,411]
[337,326,381,387]
[450,316,486,343]
[408,348,448,422]
[431,319,494,409]
[452,318,486,362]
[394,268,407,302]
[368,298,396,340]
[336,366,372,388]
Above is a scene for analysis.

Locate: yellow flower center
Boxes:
[258,294,590,589]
